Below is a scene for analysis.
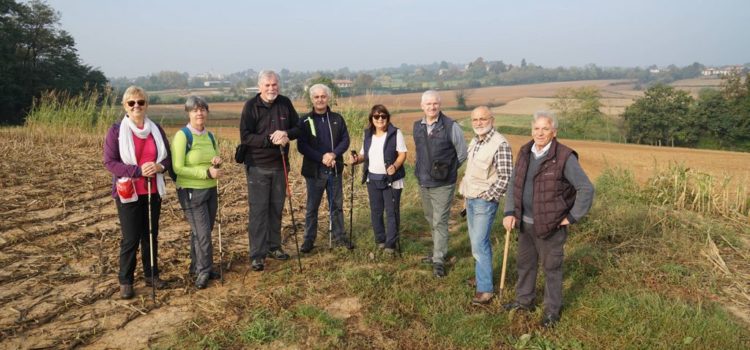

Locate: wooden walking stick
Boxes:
[499,227,512,293]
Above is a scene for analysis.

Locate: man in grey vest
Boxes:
[502,111,594,328]
[413,90,468,277]
[458,106,512,304]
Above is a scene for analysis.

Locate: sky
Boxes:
[43,0,750,78]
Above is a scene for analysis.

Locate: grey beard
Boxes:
[473,126,492,136]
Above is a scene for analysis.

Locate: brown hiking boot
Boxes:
[120,284,134,299]
[144,276,167,289]
[471,292,494,305]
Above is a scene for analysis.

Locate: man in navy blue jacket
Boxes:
[297,84,353,253]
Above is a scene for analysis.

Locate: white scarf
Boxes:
[118,115,167,196]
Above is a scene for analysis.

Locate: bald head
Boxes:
[471,106,492,119]
[470,106,494,137]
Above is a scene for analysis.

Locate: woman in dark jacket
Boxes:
[103,86,171,299]
[349,105,407,256]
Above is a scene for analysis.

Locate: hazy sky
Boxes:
[44,0,750,78]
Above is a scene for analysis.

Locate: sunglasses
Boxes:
[372,113,389,120]
[126,100,146,107]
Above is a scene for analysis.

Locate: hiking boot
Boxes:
[471,292,494,305]
[333,237,354,250]
[208,271,221,280]
[433,263,446,278]
[144,276,167,289]
[377,243,386,250]
[300,240,314,253]
[541,313,560,328]
[383,248,397,257]
[120,284,134,299]
[251,258,265,272]
[195,273,209,289]
[189,270,222,280]
[267,248,290,261]
[502,301,536,312]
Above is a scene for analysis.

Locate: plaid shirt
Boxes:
[469,129,513,202]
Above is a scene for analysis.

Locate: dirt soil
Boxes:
[0,130,301,348]
[1,125,748,348]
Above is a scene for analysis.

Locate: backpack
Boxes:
[170,127,217,182]
[181,126,216,153]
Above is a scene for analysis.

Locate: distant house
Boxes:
[702,66,744,76]
[649,68,661,74]
[332,79,353,88]
[244,87,260,94]
[203,80,231,87]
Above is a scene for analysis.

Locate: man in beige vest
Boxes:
[459,106,513,305]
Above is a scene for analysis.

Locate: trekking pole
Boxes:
[349,150,357,243]
[499,227,512,294]
[328,174,333,249]
[280,146,302,272]
[215,163,224,285]
[146,178,156,302]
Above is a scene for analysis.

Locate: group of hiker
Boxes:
[103,69,594,328]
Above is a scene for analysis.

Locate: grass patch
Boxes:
[239,309,292,345]
[566,291,749,349]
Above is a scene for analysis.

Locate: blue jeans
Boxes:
[466,198,499,293]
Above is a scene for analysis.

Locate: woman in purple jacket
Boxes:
[103,86,171,299]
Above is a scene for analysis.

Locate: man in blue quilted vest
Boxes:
[413,90,468,278]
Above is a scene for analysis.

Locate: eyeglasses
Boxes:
[126,100,146,107]
[372,113,389,120]
[471,117,492,124]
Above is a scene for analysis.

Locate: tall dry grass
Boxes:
[646,163,749,223]
[25,88,120,135]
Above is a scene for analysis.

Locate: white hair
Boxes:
[257,70,280,85]
[421,90,441,104]
[309,83,331,98]
[532,110,558,129]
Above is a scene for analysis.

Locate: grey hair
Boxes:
[421,90,441,103]
[258,70,280,84]
[532,110,558,129]
[184,95,209,112]
[309,83,331,98]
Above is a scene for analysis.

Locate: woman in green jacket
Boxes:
[171,96,223,289]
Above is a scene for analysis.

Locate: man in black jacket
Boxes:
[239,70,301,271]
[297,83,352,253]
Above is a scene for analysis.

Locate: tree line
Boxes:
[0,0,107,124]
[624,73,750,151]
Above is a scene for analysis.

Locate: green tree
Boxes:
[454,89,470,110]
[353,73,374,95]
[0,0,106,124]
[551,86,604,137]
[689,89,731,147]
[623,84,693,146]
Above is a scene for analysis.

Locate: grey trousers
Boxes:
[177,187,217,278]
[515,221,568,316]
[418,184,456,264]
[246,166,286,260]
